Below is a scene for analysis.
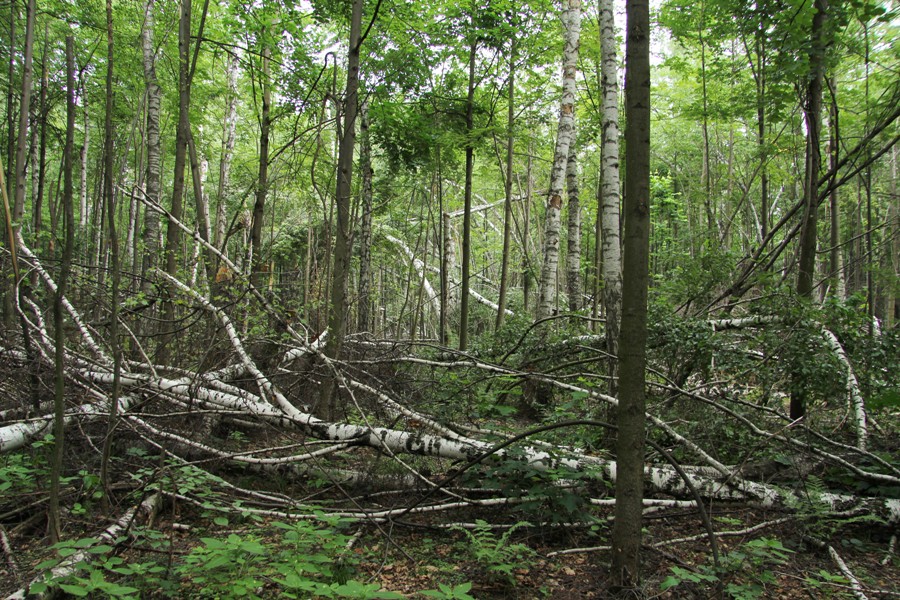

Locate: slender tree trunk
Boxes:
[215,52,239,254]
[756,29,768,243]
[459,24,476,350]
[599,0,622,402]
[79,94,89,229]
[188,133,214,284]
[49,35,76,545]
[33,24,48,254]
[792,0,828,420]
[11,0,35,233]
[358,101,373,332]
[828,79,844,299]
[5,1,16,207]
[885,147,898,329]
[140,0,161,292]
[99,0,122,498]
[610,0,650,587]
[160,0,192,362]
[522,147,532,312]
[537,0,581,320]
[496,38,516,330]
[565,141,581,312]
[250,44,271,287]
[321,0,363,418]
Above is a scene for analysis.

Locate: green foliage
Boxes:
[420,582,477,599]
[0,452,42,495]
[660,537,794,599]
[451,519,535,585]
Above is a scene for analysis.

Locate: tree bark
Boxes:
[11,0,35,233]
[537,0,581,320]
[611,0,651,586]
[49,34,76,545]
[139,0,162,292]
[459,24,476,350]
[250,43,271,287]
[215,52,239,255]
[321,0,363,419]
[792,0,828,421]
[357,101,374,333]
[599,0,623,414]
[496,38,516,330]
[160,0,192,362]
[565,141,581,312]
[828,79,844,299]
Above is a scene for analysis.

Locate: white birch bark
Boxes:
[140,0,162,291]
[821,328,867,451]
[385,234,441,317]
[538,0,581,319]
[565,142,581,311]
[599,0,622,391]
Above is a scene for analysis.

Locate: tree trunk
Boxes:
[160,0,192,362]
[50,34,76,545]
[496,38,516,330]
[537,0,581,320]
[792,0,828,420]
[33,24,48,254]
[140,0,162,292]
[321,0,363,419]
[611,0,650,587]
[250,44,271,287]
[599,0,623,403]
[357,101,373,333]
[79,94,89,229]
[11,0,35,233]
[99,0,122,497]
[565,141,581,312]
[215,52,239,255]
[828,79,844,299]
[459,27,476,350]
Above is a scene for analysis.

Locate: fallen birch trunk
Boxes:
[6,494,161,600]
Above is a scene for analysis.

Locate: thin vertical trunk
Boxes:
[99,0,121,498]
[79,94,89,229]
[883,147,898,329]
[33,24,48,253]
[828,79,844,299]
[358,101,374,332]
[321,0,363,418]
[12,0,36,232]
[611,0,650,585]
[792,0,827,420]
[5,2,16,204]
[599,0,622,400]
[459,23,476,350]
[522,146,532,312]
[756,29,768,243]
[699,12,713,234]
[160,0,191,362]
[537,0,581,320]
[495,39,516,330]
[565,141,581,311]
[250,44,271,286]
[140,0,161,292]
[215,52,239,254]
[50,35,76,545]
[188,133,214,284]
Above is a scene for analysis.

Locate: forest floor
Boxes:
[2,424,898,599]
[1,356,898,599]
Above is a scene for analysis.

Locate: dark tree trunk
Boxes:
[611,0,651,587]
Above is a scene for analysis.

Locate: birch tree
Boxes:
[537,0,582,320]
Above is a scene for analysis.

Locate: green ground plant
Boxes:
[451,519,535,585]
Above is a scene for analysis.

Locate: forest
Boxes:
[0,0,898,597]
